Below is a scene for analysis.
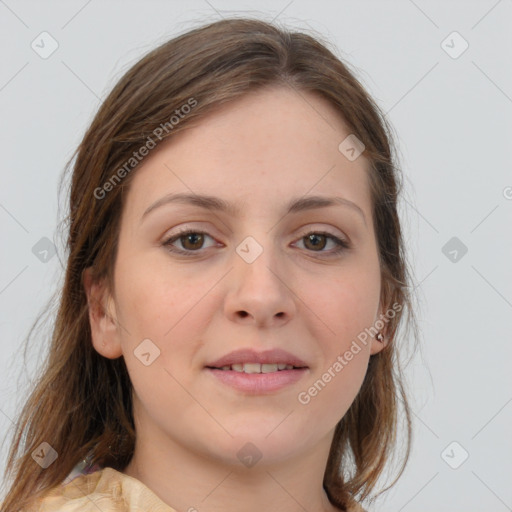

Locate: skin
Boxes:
[84,86,388,512]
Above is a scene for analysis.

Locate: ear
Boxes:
[369,305,390,356]
[369,333,388,356]
[83,267,123,359]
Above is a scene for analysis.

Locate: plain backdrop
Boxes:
[1,1,511,510]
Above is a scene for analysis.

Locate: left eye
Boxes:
[293,232,349,253]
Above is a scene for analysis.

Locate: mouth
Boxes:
[205,362,307,373]
[205,347,309,371]
[204,347,309,394]
[204,348,309,394]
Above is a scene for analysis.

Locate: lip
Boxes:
[206,348,309,369]
[206,367,309,394]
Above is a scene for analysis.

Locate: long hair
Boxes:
[1,17,415,511]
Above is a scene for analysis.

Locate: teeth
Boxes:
[219,363,296,373]
[243,363,261,374]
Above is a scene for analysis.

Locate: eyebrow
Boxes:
[140,192,366,224]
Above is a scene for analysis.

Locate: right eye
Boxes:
[162,230,218,254]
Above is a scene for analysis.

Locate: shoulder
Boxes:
[30,467,177,511]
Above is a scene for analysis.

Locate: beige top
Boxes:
[32,467,176,511]
[32,467,366,511]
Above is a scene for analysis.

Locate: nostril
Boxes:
[238,311,249,318]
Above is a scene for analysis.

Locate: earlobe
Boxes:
[83,268,123,359]
[370,304,388,355]
[369,299,391,355]
[370,331,387,355]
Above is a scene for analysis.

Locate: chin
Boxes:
[202,427,310,468]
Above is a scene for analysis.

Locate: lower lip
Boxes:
[205,368,308,394]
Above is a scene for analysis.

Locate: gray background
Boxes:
[1,1,511,510]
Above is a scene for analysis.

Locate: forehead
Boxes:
[123,86,372,219]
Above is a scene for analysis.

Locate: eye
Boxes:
[162,229,349,257]
[162,230,218,254]
[293,231,349,255]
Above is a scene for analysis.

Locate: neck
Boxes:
[122,421,342,512]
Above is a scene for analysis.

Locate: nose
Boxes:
[223,242,296,328]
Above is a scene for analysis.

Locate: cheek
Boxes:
[304,262,380,417]
[298,353,367,438]
[113,252,218,384]
[296,268,379,429]
[303,262,381,348]
[112,255,210,417]
[114,251,210,336]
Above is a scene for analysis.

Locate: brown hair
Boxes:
[1,17,415,511]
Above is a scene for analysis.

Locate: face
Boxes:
[86,86,386,468]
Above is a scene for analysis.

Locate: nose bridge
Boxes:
[234,233,281,291]
[225,232,296,324]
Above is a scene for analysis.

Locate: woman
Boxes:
[1,17,415,512]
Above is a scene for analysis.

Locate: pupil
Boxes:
[183,233,203,249]
[306,234,325,250]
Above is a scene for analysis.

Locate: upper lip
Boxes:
[206,348,309,368]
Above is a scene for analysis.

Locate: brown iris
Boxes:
[180,233,204,250]
[303,233,327,251]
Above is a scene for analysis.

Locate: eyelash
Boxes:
[162,228,350,257]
